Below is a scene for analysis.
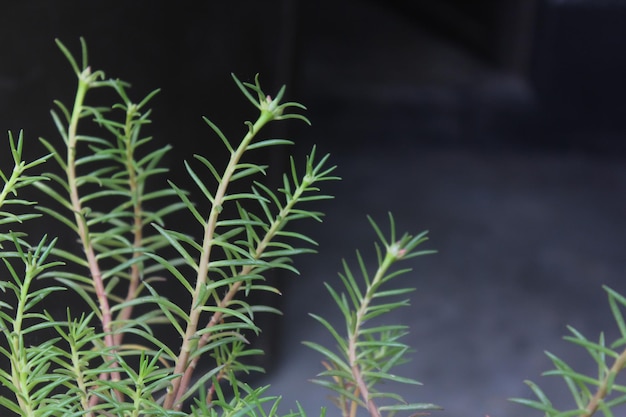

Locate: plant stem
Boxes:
[164,110,274,410]
[347,251,396,417]
[172,148,317,406]
[114,104,144,346]
[66,69,122,403]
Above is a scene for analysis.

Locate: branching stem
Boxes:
[164,110,274,410]
[174,171,314,403]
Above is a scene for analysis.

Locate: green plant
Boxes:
[2,37,625,417]
[1,38,339,416]
[0,38,443,417]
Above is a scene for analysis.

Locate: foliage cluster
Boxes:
[1,39,625,417]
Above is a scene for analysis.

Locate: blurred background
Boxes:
[1,1,626,416]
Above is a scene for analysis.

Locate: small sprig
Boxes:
[304,213,441,417]
[0,130,50,240]
[512,286,626,417]
[159,78,338,408]
[0,235,64,415]
[34,37,186,409]
[232,73,311,127]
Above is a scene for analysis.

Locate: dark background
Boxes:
[2,0,626,155]
[1,1,626,416]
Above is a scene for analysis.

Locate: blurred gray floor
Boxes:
[261,148,626,417]
[255,2,626,416]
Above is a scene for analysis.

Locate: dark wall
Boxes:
[531,1,626,138]
[2,1,625,163]
[1,1,298,162]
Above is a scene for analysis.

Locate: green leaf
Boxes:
[152,224,200,269]
[54,278,102,320]
[231,73,262,111]
[379,403,442,412]
[302,341,351,374]
[203,116,234,154]
[511,380,557,411]
[34,183,72,210]
[144,252,194,294]
[168,180,205,226]
[193,154,225,186]
[309,313,349,352]
[185,160,216,204]
[606,286,626,339]
[246,138,294,150]
[55,38,82,76]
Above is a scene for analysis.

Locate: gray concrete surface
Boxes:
[260,147,626,417]
[255,2,626,415]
